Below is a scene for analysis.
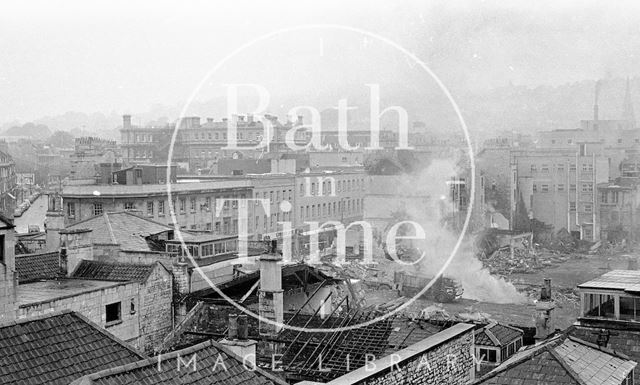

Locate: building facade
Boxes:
[511,142,609,240]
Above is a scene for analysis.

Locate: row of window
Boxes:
[166,239,238,258]
[300,199,364,220]
[530,163,593,173]
[257,212,294,232]
[601,191,621,204]
[532,183,593,193]
[298,177,365,197]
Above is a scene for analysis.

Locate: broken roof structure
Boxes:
[474,333,637,385]
[70,339,286,385]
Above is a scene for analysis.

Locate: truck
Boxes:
[394,271,464,303]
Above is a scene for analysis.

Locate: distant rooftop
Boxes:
[65,211,174,251]
[62,179,252,197]
[72,260,163,282]
[578,270,640,292]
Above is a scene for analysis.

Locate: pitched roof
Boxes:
[567,324,640,384]
[0,212,15,230]
[15,251,60,283]
[71,339,287,385]
[0,310,145,385]
[475,334,636,385]
[475,323,523,347]
[65,211,173,251]
[72,260,159,282]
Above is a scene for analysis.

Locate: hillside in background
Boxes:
[2,77,637,140]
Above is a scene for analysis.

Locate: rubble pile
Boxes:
[479,246,581,275]
[418,304,495,323]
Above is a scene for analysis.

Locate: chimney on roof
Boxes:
[207,118,214,124]
[247,114,254,124]
[297,115,303,125]
[220,313,256,366]
[534,278,556,342]
[123,115,132,130]
[228,314,238,339]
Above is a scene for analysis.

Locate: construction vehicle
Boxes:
[394,271,464,303]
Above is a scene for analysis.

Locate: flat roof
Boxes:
[169,233,238,243]
[578,270,640,292]
[16,279,127,307]
[62,180,252,198]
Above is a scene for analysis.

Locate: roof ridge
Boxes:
[77,338,286,385]
[484,327,501,346]
[120,210,173,228]
[103,212,118,244]
[15,250,59,258]
[0,309,74,329]
[69,311,147,360]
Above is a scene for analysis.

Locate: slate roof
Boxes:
[0,310,145,385]
[70,339,287,385]
[14,251,60,283]
[568,324,640,384]
[65,211,173,251]
[72,260,160,282]
[0,212,15,230]
[475,323,523,347]
[475,334,636,385]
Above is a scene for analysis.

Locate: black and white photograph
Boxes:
[0,1,639,384]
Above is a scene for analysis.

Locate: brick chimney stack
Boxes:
[220,313,256,366]
[258,242,284,337]
[534,278,556,341]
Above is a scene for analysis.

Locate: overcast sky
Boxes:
[1,0,640,122]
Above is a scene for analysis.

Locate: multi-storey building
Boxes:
[62,180,253,233]
[70,136,120,182]
[0,151,17,216]
[119,114,310,171]
[510,142,609,240]
[597,177,640,242]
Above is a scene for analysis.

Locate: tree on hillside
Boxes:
[46,131,75,148]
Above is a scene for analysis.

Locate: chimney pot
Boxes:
[238,314,248,339]
[228,314,238,339]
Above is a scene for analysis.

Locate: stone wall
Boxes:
[0,230,17,322]
[324,323,475,385]
[138,263,173,353]
[17,281,141,345]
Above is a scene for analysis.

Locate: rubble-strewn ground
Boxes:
[353,246,639,330]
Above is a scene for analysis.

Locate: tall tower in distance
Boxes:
[622,77,636,128]
[593,79,600,130]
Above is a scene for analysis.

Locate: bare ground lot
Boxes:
[364,250,639,330]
